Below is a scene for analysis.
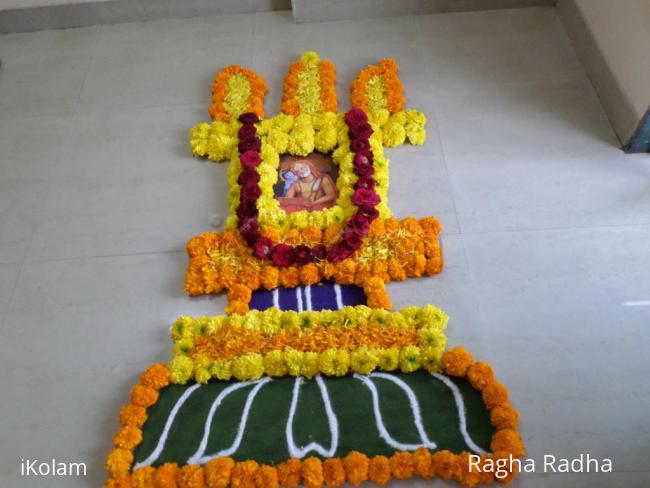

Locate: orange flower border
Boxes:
[280,52,337,116]
[350,59,405,114]
[105,347,524,487]
[209,65,268,122]
[184,217,443,314]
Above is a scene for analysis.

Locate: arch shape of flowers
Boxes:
[236,108,381,267]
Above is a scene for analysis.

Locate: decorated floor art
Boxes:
[105,52,524,488]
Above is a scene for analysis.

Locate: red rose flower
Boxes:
[354,149,373,166]
[353,162,375,178]
[293,245,313,265]
[238,217,259,244]
[241,182,261,201]
[271,243,294,267]
[348,213,370,236]
[254,236,274,259]
[239,112,260,124]
[345,108,368,128]
[236,199,258,219]
[354,176,376,190]
[351,188,380,207]
[358,205,379,220]
[240,150,261,168]
[237,167,261,185]
[342,229,362,249]
[238,137,261,154]
[238,124,257,140]
[312,244,327,261]
[327,243,354,263]
[350,138,370,153]
[349,122,373,140]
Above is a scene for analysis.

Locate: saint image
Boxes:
[275,153,339,213]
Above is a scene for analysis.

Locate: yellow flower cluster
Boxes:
[168,305,448,383]
[367,109,427,147]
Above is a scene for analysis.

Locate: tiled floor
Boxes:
[1,6,650,488]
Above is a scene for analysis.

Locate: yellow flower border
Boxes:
[105,347,525,488]
[168,305,448,383]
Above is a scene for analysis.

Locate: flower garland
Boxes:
[185,216,443,314]
[208,66,268,122]
[105,347,524,488]
[235,109,382,266]
[281,51,337,116]
[168,305,448,383]
[351,59,404,114]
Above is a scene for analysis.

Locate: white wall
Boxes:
[0,0,109,9]
[559,0,650,144]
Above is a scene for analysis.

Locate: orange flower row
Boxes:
[184,217,443,314]
[105,348,524,487]
[191,322,419,360]
[350,59,405,114]
[280,53,337,115]
[319,60,337,113]
[280,59,302,116]
[208,65,268,122]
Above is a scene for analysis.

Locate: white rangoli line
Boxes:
[305,285,313,311]
[354,374,434,451]
[431,372,488,455]
[296,286,303,312]
[334,284,344,310]
[272,289,280,309]
[286,375,339,458]
[187,377,272,465]
[370,372,437,449]
[133,383,201,469]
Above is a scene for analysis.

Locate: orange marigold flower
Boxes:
[131,466,155,488]
[105,448,133,477]
[323,225,342,246]
[431,450,458,481]
[105,476,133,488]
[178,465,205,488]
[205,457,235,488]
[261,226,282,242]
[390,452,414,480]
[301,226,323,246]
[260,266,280,290]
[302,457,324,488]
[412,447,434,479]
[387,258,406,281]
[367,456,391,485]
[441,347,474,377]
[119,404,147,427]
[279,267,300,288]
[277,459,302,488]
[187,236,207,257]
[343,451,369,486]
[299,263,321,285]
[113,425,142,450]
[425,257,443,275]
[491,429,525,458]
[226,300,249,316]
[232,461,259,488]
[154,463,180,488]
[368,219,385,238]
[322,459,345,488]
[140,364,171,390]
[467,361,495,391]
[482,381,509,409]
[254,465,279,488]
[490,403,520,430]
[283,229,302,246]
[131,385,158,408]
[457,452,481,487]
[419,217,442,234]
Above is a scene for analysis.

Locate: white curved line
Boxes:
[272,289,280,309]
[286,375,339,458]
[305,285,313,311]
[334,284,344,310]
[296,287,303,312]
[187,377,272,465]
[354,374,435,451]
[134,383,201,469]
[431,373,488,455]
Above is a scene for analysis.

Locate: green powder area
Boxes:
[133,371,493,467]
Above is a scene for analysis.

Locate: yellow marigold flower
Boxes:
[318,349,350,376]
[263,350,288,377]
[350,347,378,375]
[169,356,194,384]
[377,348,399,371]
[232,353,264,380]
[399,345,421,373]
[210,359,233,381]
[301,352,320,379]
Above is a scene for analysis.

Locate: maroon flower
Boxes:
[353,162,375,179]
[238,137,261,154]
[311,244,327,261]
[238,124,257,140]
[240,182,261,201]
[350,138,370,153]
[345,108,368,128]
[271,243,294,267]
[236,199,258,219]
[238,217,259,244]
[342,230,362,249]
[327,243,354,262]
[237,167,261,186]
[254,236,274,259]
[349,122,373,140]
[351,188,380,207]
[293,245,313,265]
[354,149,374,166]
[354,176,376,190]
[348,213,370,236]
[239,112,260,125]
[358,205,379,221]
[240,150,261,168]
